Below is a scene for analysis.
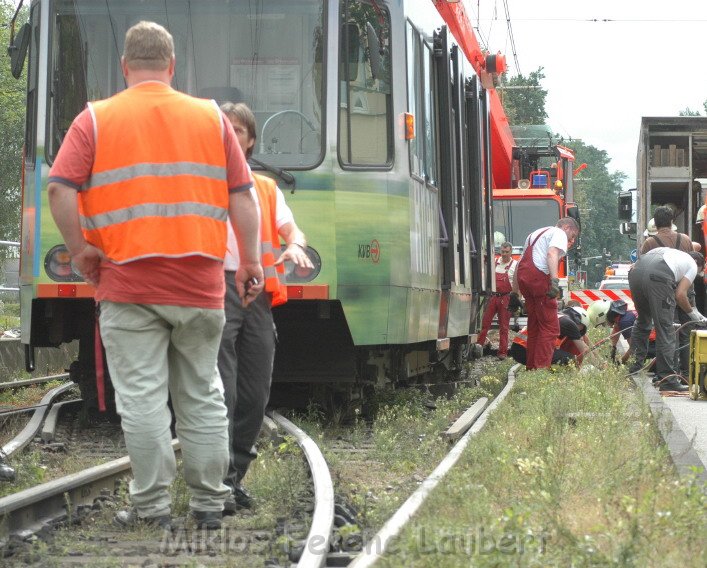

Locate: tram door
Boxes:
[433,27,457,339]
[466,76,495,332]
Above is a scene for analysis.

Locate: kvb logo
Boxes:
[358,239,381,264]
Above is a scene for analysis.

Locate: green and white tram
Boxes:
[9,0,496,410]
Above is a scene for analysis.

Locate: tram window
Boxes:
[406,23,423,178]
[422,42,437,186]
[47,1,324,169]
[338,0,392,167]
[24,4,40,165]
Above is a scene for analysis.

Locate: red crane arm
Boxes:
[432,0,515,188]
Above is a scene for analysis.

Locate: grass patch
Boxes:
[375,364,707,567]
[0,379,66,407]
[291,361,510,534]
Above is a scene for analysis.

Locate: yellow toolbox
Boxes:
[688,330,707,400]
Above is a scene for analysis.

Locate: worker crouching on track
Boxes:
[509,306,593,368]
[475,242,518,360]
[512,218,580,370]
[588,299,656,367]
[628,248,706,392]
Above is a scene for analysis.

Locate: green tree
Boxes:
[0,0,26,250]
[499,67,548,125]
[679,107,701,116]
[569,141,631,284]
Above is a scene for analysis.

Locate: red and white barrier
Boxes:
[569,289,634,310]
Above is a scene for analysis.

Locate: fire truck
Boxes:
[492,140,582,303]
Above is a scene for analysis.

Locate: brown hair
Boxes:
[220,102,257,158]
[123,21,174,71]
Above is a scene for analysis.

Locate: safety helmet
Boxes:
[587,300,611,327]
[644,218,658,236]
[494,231,506,248]
[564,306,590,331]
[697,204,706,224]
[606,299,628,324]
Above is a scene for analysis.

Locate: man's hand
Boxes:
[687,308,707,325]
[546,277,561,299]
[235,262,265,307]
[71,244,104,287]
[274,243,314,269]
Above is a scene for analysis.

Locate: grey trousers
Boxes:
[628,256,678,380]
[217,271,276,489]
[100,301,230,517]
[674,286,696,372]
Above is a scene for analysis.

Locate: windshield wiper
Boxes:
[249,158,296,193]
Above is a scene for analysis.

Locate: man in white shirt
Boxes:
[629,248,706,392]
[512,218,579,370]
[476,242,517,359]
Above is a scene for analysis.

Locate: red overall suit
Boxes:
[476,257,516,356]
[516,228,560,370]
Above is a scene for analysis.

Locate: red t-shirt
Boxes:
[48,84,252,309]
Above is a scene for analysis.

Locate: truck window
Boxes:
[493,198,561,249]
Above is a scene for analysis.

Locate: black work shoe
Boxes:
[628,362,645,374]
[114,508,171,530]
[656,377,689,393]
[223,484,254,515]
[191,510,222,530]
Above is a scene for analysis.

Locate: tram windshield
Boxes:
[493,198,561,251]
[49,0,325,168]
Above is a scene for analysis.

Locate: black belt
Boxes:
[491,292,510,296]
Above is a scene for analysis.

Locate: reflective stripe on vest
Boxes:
[254,174,288,307]
[81,83,228,264]
[512,322,564,349]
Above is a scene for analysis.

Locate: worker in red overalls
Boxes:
[476,242,518,360]
[512,218,580,370]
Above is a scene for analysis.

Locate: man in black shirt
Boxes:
[510,307,591,367]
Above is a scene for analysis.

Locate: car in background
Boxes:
[599,279,630,290]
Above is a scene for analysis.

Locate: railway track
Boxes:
[0,362,515,567]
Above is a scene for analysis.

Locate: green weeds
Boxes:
[376,364,706,567]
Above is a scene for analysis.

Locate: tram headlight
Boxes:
[280,245,321,283]
[44,245,83,282]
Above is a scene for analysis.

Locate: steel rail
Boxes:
[1,382,77,457]
[348,364,519,568]
[0,373,70,391]
[270,410,335,568]
[0,440,181,542]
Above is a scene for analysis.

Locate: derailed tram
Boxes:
[10,0,497,412]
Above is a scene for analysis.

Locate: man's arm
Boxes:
[546,247,562,279]
[47,182,103,286]
[676,277,694,313]
[229,190,264,305]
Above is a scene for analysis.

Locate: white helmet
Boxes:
[644,218,658,236]
[494,231,506,248]
[568,306,590,330]
[587,300,611,327]
[697,205,706,224]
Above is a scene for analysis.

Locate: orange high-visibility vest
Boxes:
[513,321,564,349]
[81,82,229,263]
[253,174,288,307]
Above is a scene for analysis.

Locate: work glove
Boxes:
[508,292,523,313]
[546,277,561,299]
[687,308,707,325]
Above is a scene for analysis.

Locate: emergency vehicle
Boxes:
[493,142,582,303]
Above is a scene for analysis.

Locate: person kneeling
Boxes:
[509,306,592,367]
